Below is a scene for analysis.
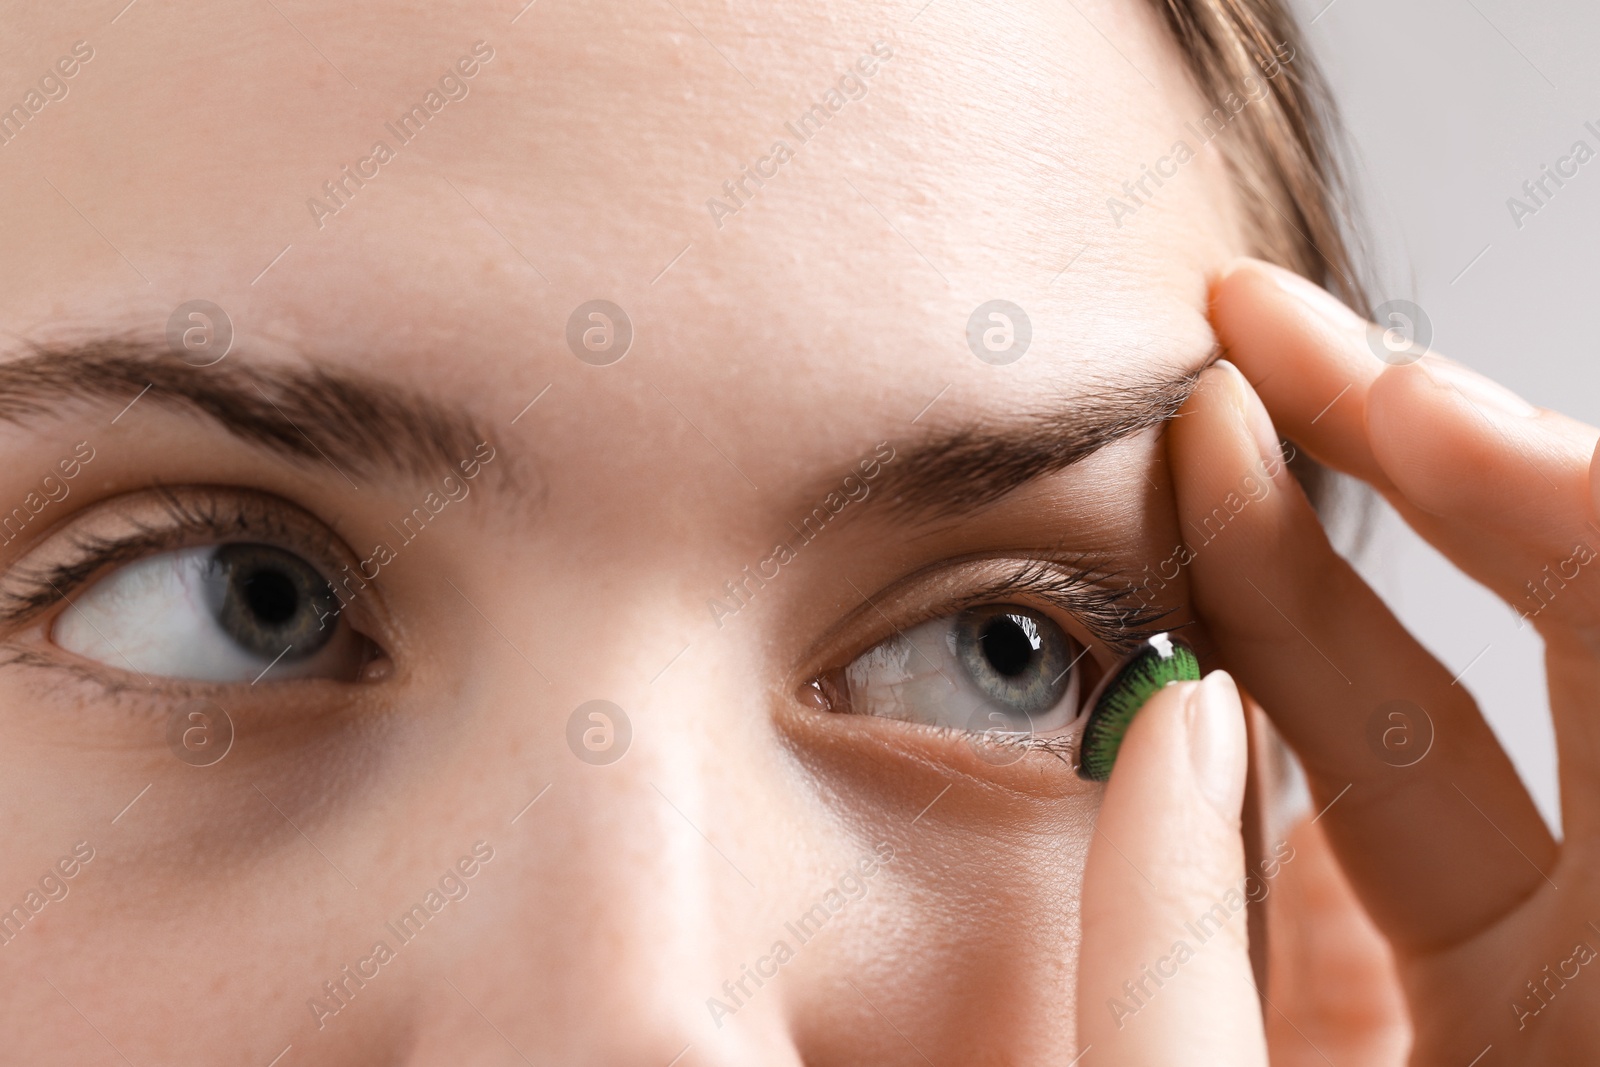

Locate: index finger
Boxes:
[1167,360,1556,952]
[1211,258,1600,613]
[1208,258,1393,489]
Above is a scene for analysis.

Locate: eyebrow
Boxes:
[872,357,1213,523]
[0,338,492,486]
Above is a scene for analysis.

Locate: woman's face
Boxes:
[1,1,1255,1061]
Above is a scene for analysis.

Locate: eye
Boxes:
[51,542,377,682]
[823,604,1087,735]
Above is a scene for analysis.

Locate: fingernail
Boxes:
[1422,359,1538,418]
[1187,670,1245,819]
[1216,359,1284,471]
[1256,261,1368,333]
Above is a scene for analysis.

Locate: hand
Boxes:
[1163,258,1600,1063]
[1075,669,1271,1064]
[1075,666,1408,1065]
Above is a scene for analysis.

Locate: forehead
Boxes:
[1,0,1242,495]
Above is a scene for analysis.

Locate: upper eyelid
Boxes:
[943,558,1174,651]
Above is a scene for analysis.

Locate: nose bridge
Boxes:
[474,674,803,1066]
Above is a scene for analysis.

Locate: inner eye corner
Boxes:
[794,671,843,715]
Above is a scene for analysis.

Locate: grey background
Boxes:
[1288,0,1600,828]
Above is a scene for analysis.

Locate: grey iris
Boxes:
[203,543,339,661]
[952,605,1074,726]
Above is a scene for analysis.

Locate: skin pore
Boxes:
[0,0,1266,1062]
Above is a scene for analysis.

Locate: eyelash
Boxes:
[0,488,346,630]
[921,555,1176,654]
[0,491,1178,727]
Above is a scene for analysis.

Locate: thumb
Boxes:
[1076,670,1268,1065]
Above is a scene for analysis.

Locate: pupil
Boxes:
[980,617,1035,677]
[241,568,299,626]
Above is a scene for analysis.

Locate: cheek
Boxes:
[791,847,1092,1060]
[774,706,1098,1060]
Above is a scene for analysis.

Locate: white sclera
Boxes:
[844,613,1081,734]
[51,546,347,682]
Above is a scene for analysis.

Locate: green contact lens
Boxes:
[1076,633,1200,782]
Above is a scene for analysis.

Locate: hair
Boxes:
[1154,4,1369,944]
[1151,0,1369,311]
[1151,0,1370,509]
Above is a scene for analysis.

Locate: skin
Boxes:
[1077,266,1600,1063]
[4,1,1589,1065]
[0,1,1250,1063]
[1180,261,1600,1064]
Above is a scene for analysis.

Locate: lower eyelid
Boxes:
[0,642,392,755]
[773,695,1103,803]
